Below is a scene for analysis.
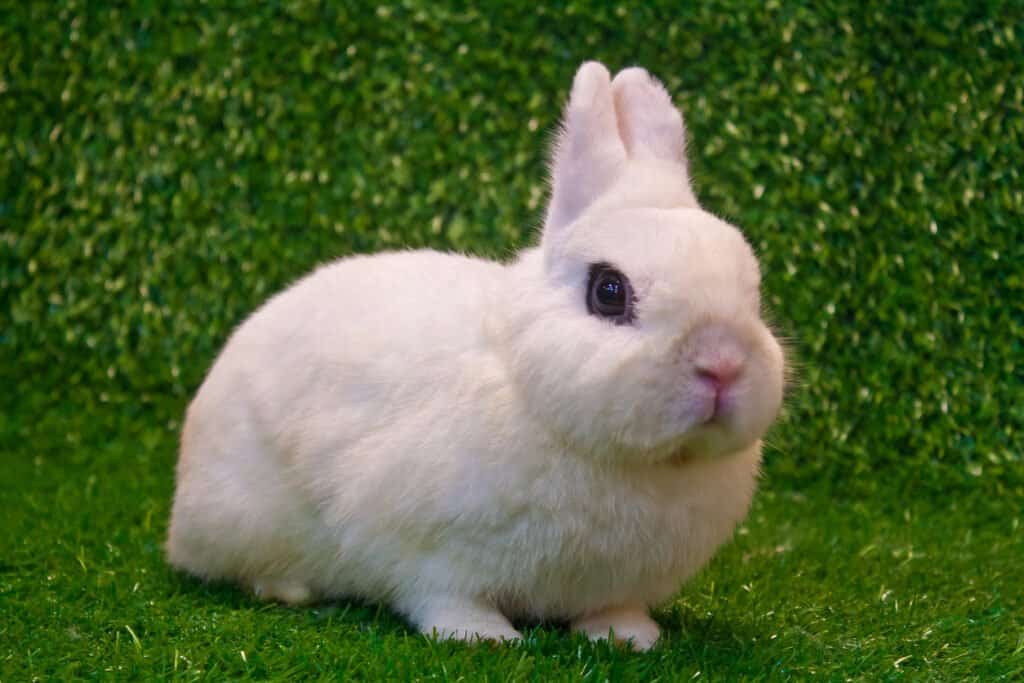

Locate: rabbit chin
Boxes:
[561,413,761,467]
[529,386,776,466]
[621,425,764,466]
[675,422,762,461]
[594,397,778,465]
[669,399,779,460]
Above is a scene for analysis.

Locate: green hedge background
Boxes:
[4,2,1021,495]
[2,1,1023,679]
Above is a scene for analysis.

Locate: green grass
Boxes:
[2,1,1022,680]
[2,414,1020,680]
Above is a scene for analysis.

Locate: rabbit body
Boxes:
[168,62,785,649]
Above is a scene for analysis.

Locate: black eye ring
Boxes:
[586,263,635,325]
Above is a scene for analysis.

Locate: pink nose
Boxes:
[696,359,742,392]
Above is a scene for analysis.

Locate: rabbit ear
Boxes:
[544,62,627,235]
[611,67,689,168]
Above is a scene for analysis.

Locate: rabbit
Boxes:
[166,61,786,651]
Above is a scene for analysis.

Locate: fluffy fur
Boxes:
[167,62,786,651]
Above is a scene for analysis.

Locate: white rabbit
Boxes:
[167,61,786,651]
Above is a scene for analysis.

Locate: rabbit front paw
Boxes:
[250,578,315,605]
[411,595,522,645]
[573,605,661,651]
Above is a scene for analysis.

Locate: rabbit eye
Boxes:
[587,264,635,324]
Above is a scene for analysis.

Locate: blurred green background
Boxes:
[2,1,1022,680]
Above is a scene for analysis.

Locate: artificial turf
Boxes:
[2,1,1022,680]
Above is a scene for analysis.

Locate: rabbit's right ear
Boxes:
[543,62,627,238]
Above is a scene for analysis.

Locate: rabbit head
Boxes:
[501,62,786,464]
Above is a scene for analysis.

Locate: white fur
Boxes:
[167,62,786,651]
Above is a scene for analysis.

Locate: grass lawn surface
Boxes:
[2,1,1022,680]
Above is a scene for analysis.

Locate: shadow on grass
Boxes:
[165,566,765,662]
[166,568,412,634]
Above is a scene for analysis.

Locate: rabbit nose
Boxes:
[695,359,742,392]
[688,323,746,393]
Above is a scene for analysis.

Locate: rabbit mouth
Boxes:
[697,395,724,425]
[702,391,740,425]
[675,389,735,430]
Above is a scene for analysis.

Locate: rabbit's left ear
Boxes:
[544,62,627,235]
